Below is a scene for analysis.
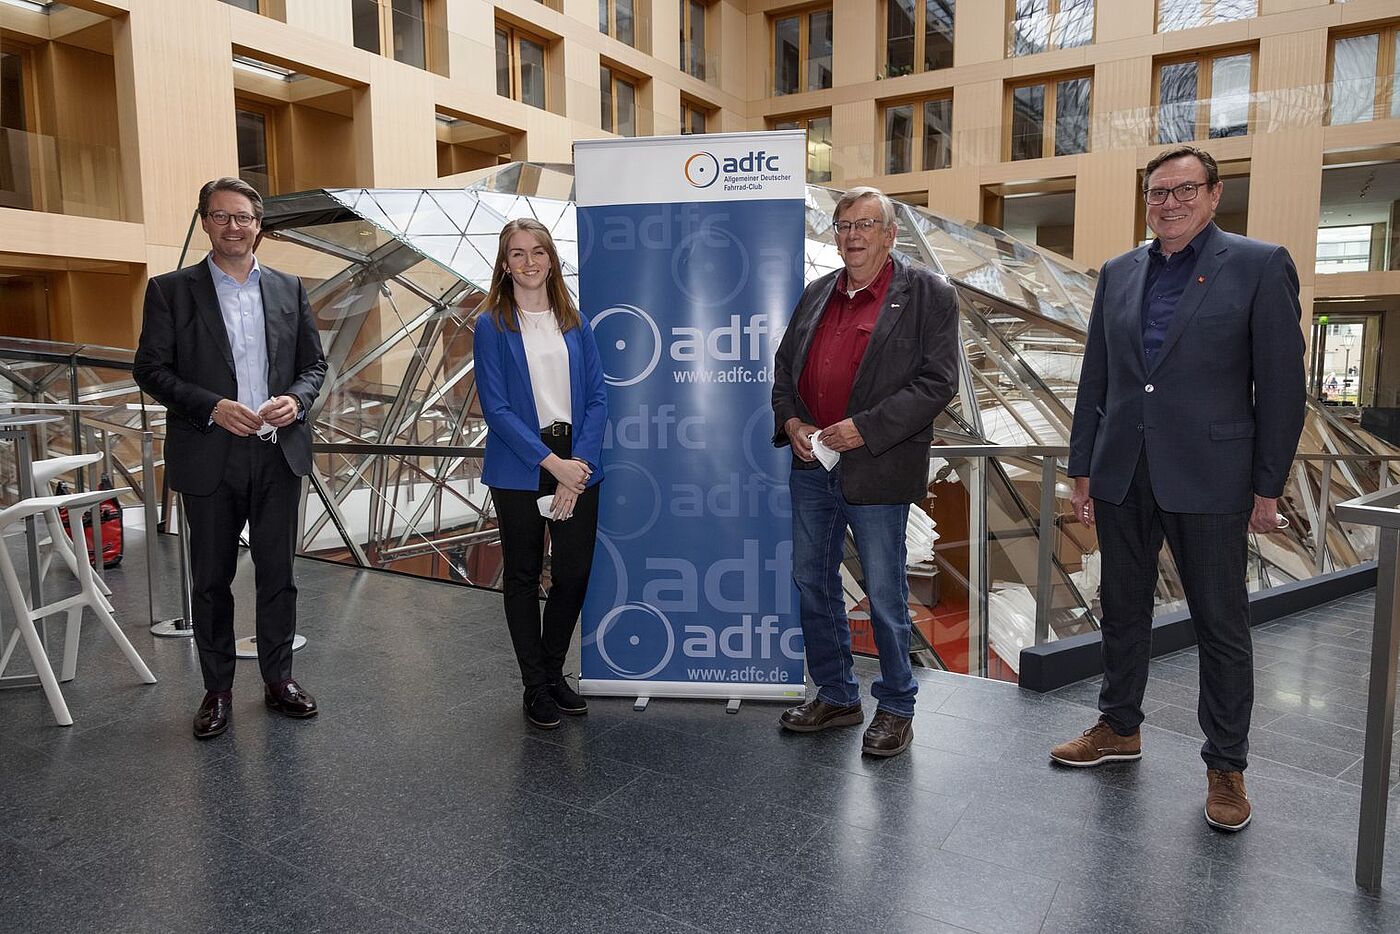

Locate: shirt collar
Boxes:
[1149,222,1216,262]
[207,253,261,287]
[836,256,894,298]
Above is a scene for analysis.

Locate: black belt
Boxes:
[542,421,571,437]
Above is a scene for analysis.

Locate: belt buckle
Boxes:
[547,421,566,437]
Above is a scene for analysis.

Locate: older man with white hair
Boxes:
[771,187,960,757]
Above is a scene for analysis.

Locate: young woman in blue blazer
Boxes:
[473,218,608,729]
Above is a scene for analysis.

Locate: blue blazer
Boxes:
[473,309,608,491]
[1068,223,1306,513]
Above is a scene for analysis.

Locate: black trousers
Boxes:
[182,436,302,693]
[1094,449,1253,771]
[491,432,600,690]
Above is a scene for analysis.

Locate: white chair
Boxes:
[30,454,115,615]
[0,487,156,726]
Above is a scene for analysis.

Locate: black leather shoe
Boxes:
[524,687,561,730]
[193,691,232,739]
[264,679,318,718]
[547,677,588,715]
[861,710,914,757]
[779,697,864,733]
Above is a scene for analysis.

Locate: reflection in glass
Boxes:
[1011,85,1045,161]
[1158,0,1255,32]
[1330,33,1378,125]
[617,0,635,47]
[808,10,833,92]
[600,67,613,133]
[887,0,915,78]
[1054,77,1090,156]
[1209,53,1250,138]
[519,38,545,110]
[774,15,800,95]
[1157,61,1197,144]
[391,0,426,69]
[886,104,914,174]
[808,115,833,183]
[351,0,380,54]
[925,0,955,71]
[235,109,271,197]
[925,98,952,170]
[495,29,510,99]
[616,76,637,138]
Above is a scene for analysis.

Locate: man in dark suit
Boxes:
[1051,146,1306,831]
[772,186,960,758]
[134,177,327,739]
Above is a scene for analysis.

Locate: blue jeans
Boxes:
[789,465,917,718]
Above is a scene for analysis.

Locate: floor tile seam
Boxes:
[1249,728,1364,776]
[890,905,985,934]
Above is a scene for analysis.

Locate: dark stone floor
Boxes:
[3,535,1400,933]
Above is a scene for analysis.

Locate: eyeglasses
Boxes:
[833,219,884,236]
[205,210,259,227]
[1143,182,1210,205]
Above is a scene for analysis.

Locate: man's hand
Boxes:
[819,418,864,453]
[258,395,301,428]
[784,417,819,462]
[213,399,264,437]
[1250,495,1283,534]
[1071,476,1094,528]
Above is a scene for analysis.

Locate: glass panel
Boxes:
[1159,0,1255,31]
[494,29,510,98]
[391,0,426,69]
[886,104,914,175]
[887,0,915,78]
[1316,225,1373,275]
[774,15,800,95]
[617,0,635,47]
[1010,84,1045,161]
[519,38,546,110]
[1,50,24,131]
[1010,0,1048,57]
[1208,52,1250,138]
[1055,0,1094,49]
[808,115,833,183]
[808,10,834,91]
[1330,33,1378,126]
[220,0,261,10]
[1157,61,1197,144]
[235,109,270,197]
[351,0,381,54]
[925,0,955,71]
[599,0,609,34]
[687,0,706,79]
[600,66,613,132]
[924,98,952,170]
[1054,77,1090,156]
[616,77,637,138]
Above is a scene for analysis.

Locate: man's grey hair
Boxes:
[834,186,897,226]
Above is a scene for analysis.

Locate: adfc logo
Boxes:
[592,304,662,386]
[684,152,719,188]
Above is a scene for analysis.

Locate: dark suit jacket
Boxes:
[772,252,960,505]
[133,259,327,497]
[1068,223,1306,513]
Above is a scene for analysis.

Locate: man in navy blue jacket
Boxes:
[1050,146,1306,833]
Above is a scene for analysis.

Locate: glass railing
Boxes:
[0,128,124,221]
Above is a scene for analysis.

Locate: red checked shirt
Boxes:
[798,258,895,429]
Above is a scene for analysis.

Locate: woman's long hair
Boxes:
[482,218,580,334]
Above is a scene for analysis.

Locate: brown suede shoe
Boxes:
[861,710,914,758]
[779,697,864,733]
[1049,720,1142,767]
[1205,768,1252,832]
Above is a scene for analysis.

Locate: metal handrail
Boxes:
[1333,487,1400,895]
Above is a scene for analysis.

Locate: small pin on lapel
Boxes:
[1197,275,1206,284]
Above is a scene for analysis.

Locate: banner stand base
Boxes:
[581,678,806,703]
[726,698,741,714]
[236,634,307,658]
[633,696,649,712]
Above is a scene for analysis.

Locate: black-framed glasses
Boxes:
[205,210,259,227]
[1143,182,1210,205]
[833,218,884,236]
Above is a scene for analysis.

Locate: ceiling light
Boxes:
[233,55,296,81]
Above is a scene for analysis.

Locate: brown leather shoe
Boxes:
[193,691,231,739]
[779,697,864,733]
[264,679,318,718]
[1205,768,1252,831]
[1050,720,1142,767]
[861,710,914,757]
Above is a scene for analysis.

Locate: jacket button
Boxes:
[1144,384,1155,393]
[1137,424,1144,431]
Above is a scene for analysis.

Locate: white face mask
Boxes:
[256,422,278,443]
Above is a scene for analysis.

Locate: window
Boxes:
[1,46,26,134]
[680,0,711,81]
[884,1,955,78]
[496,24,548,110]
[1155,49,1253,143]
[771,112,832,182]
[1008,74,1091,160]
[1328,27,1400,125]
[219,0,262,10]
[601,65,637,137]
[773,7,833,96]
[883,97,953,174]
[352,0,431,70]
[681,98,709,135]
[600,0,637,48]
[1008,0,1093,57]
[1,45,31,208]
[235,104,274,197]
[1156,0,1254,33]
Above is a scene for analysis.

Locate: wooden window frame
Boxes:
[360,0,441,72]
[768,109,833,182]
[0,40,37,135]
[233,98,279,197]
[1326,24,1400,126]
[880,94,954,174]
[1004,71,1093,161]
[1151,46,1257,144]
[601,62,641,137]
[770,4,834,97]
[879,0,956,79]
[496,21,551,111]
[681,95,712,135]
[600,0,645,51]
[680,0,714,82]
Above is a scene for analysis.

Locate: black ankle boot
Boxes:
[547,676,588,715]
[524,686,561,729]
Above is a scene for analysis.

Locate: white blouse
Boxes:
[517,308,572,429]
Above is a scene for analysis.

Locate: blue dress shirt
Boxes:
[208,253,270,413]
[1141,223,1215,367]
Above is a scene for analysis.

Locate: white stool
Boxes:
[0,488,156,726]
[30,454,114,613]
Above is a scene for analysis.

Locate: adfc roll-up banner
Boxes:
[575,130,807,701]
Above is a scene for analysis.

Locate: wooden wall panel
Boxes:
[1074,150,1140,267]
